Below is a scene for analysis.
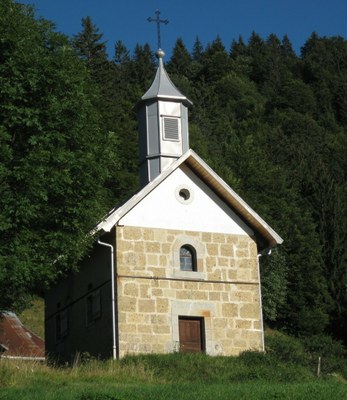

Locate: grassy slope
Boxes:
[18,296,44,339]
[0,359,346,400]
[0,351,346,400]
[3,300,345,400]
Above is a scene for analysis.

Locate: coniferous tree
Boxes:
[247,31,268,84]
[201,35,231,82]
[72,16,117,131]
[114,40,130,65]
[72,16,108,72]
[281,34,296,59]
[192,36,204,62]
[167,38,192,77]
[131,43,156,91]
[230,35,247,58]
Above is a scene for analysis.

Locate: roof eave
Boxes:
[184,152,283,250]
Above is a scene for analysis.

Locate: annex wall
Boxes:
[45,244,113,362]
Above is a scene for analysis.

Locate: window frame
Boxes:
[170,236,206,280]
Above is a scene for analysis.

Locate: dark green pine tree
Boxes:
[131,43,156,91]
[230,35,247,58]
[299,35,347,341]
[260,34,293,106]
[262,110,339,334]
[114,40,130,65]
[246,31,272,86]
[229,36,252,77]
[281,34,296,59]
[192,36,204,62]
[200,35,232,82]
[301,33,347,124]
[167,38,192,77]
[72,15,116,131]
[227,121,331,335]
[72,16,108,73]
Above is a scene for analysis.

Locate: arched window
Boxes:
[180,245,197,271]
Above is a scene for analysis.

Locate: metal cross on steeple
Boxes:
[147,10,169,50]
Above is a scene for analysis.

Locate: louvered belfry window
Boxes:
[163,117,180,141]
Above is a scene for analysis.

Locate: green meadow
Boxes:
[1,330,346,400]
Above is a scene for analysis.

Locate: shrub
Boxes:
[265,330,309,365]
[300,335,347,378]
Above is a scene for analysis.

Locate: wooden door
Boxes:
[179,317,204,353]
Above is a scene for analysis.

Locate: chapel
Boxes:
[45,46,282,361]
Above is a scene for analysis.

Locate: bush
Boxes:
[265,330,347,378]
[265,330,309,365]
[301,335,347,358]
[300,335,347,378]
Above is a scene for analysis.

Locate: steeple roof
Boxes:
[141,49,193,107]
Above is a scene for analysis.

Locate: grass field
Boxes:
[1,380,346,400]
[1,300,345,399]
[0,349,346,400]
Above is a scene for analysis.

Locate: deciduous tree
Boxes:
[0,0,108,311]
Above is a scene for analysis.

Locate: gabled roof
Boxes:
[0,312,45,360]
[94,149,283,252]
[139,49,193,107]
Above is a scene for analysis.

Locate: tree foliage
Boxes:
[0,0,108,310]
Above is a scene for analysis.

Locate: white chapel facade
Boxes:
[45,49,283,361]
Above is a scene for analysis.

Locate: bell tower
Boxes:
[136,48,193,187]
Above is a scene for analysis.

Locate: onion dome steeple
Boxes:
[136,48,193,187]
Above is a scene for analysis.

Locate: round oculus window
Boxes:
[175,185,194,204]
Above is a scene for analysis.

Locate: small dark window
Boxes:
[56,309,68,342]
[180,245,197,271]
[179,188,190,201]
[86,289,101,326]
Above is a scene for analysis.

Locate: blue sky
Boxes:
[20,0,347,58]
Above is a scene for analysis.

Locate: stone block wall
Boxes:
[115,226,263,357]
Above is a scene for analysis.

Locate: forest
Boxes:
[0,0,346,345]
